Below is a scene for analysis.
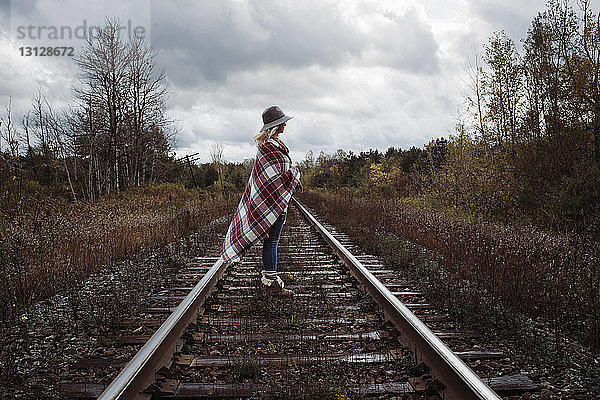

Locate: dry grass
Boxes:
[300,190,600,353]
[0,183,236,321]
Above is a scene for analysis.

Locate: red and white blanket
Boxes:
[220,138,302,263]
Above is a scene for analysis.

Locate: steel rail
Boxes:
[98,258,228,400]
[292,197,501,400]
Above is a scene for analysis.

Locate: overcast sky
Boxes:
[0,0,549,163]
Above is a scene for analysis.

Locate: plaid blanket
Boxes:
[220,138,302,263]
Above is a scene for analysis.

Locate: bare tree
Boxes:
[482,31,524,153]
[465,49,486,137]
[575,0,600,164]
[21,111,34,158]
[73,17,134,195]
[211,142,226,199]
[126,35,170,187]
[72,17,172,198]
[43,99,77,200]
[1,95,21,157]
[31,87,52,159]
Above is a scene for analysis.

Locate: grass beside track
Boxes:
[299,189,600,396]
[0,183,236,321]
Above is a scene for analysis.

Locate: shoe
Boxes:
[261,272,295,296]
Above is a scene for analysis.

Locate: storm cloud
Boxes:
[151,1,440,85]
[0,0,548,163]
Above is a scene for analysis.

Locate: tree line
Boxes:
[445,0,600,233]
[300,0,600,237]
[1,18,178,204]
[297,147,428,197]
[3,1,599,236]
[0,17,256,213]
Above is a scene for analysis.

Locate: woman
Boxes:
[220,105,302,296]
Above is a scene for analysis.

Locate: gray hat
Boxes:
[260,105,293,132]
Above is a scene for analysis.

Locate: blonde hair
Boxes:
[252,125,281,146]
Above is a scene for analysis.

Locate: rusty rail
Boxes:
[98,258,228,400]
[292,197,501,400]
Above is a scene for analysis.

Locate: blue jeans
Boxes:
[262,212,286,272]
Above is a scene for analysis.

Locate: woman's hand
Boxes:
[290,165,303,193]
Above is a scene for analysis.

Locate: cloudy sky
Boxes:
[0,0,549,163]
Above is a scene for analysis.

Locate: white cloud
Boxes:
[0,31,74,112]
[0,0,551,164]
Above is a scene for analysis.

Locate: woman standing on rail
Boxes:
[220,105,302,296]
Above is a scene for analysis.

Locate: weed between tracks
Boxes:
[231,349,262,381]
[256,361,348,400]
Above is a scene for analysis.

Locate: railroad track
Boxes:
[60,199,538,399]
